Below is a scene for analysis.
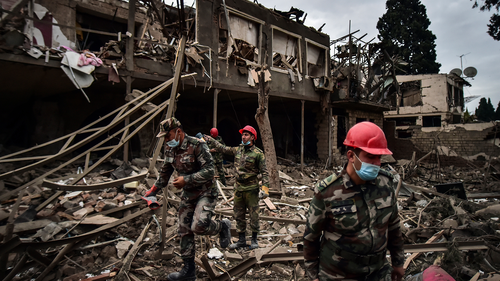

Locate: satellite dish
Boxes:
[464,66,478,78]
[450,68,462,77]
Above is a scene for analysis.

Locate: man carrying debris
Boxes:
[303,121,405,281]
[204,125,269,250]
[142,117,231,281]
[197,128,227,186]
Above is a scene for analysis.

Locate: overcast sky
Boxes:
[256,0,499,112]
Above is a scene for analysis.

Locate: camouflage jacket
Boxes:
[303,167,405,280]
[155,135,216,201]
[207,136,225,163]
[206,136,268,191]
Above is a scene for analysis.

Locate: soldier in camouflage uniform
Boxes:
[303,122,405,281]
[142,117,231,281]
[208,128,227,186]
[204,125,269,250]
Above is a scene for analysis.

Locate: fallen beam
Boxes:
[214,209,306,224]
[42,172,147,191]
[115,219,152,281]
[0,219,52,236]
[1,207,152,256]
[215,257,257,281]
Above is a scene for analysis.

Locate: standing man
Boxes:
[204,125,269,250]
[208,128,227,186]
[303,122,405,281]
[142,117,231,281]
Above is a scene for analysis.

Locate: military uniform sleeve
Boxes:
[155,153,174,189]
[387,202,405,267]
[258,151,269,188]
[206,136,237,156]
[303,189,326,280]
[183,141,215,185]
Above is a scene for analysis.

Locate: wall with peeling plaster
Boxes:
[384,74,467,127]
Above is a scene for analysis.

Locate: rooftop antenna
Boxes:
[458,52,471,73]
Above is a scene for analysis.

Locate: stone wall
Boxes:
[386,122,500,165]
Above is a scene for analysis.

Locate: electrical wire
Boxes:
[226,90,241,128]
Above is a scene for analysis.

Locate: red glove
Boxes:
[141,196,161,210]
[144,184,159,197]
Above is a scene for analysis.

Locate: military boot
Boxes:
[249,232,258,249]
[166,258,196,281]
[219,219,231,248]
[229,232,246,249]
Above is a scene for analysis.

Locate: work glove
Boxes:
[259,186,269,199]
[141,196,161,210]
[144,184,159,197]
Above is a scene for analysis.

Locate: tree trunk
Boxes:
[255,71,281,193]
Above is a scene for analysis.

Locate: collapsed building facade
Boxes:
[0,0,335,165]
[383,74,500,163]
[3,1,500,281]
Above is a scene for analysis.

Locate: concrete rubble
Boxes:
[1,0,500,280]
[0,152,500,280]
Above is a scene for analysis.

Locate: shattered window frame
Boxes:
[217,7,263,64]
[271,25,302,74]
[305,38,328,78]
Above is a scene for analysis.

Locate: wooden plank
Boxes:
[200,255,217,280]
[403,230,444,269]
[214,209,305,224]
[79,271,117,281]
[81,215,118,225]
[0,219,52,235]
[115,218,151,281]
[263,198,276,210]
[467,192,500,199]
[42,172,147,191]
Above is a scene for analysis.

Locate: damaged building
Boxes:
[4,0,500,281]
[0,0,333,165]
[383,74,500,163]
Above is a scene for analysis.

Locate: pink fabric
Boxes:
[78,51,103,67]
[422,265,455,281]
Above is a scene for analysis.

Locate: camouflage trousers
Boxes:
[178,189,222,258]
[318,261,393,281]
[215,161,226,186]
[233,189,260,233]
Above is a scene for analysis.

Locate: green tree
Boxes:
[475,97,495,121]
[495,101,500,120]
[377,0,441,74]
[463,108,474,123]
[472,0,500,40]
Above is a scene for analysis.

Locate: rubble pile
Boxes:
[1,153,500,280]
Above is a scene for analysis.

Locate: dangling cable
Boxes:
[227,91,241,128]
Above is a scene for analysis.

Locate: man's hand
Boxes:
[259,186,269,199]
[173,176,186,189]
[391,266,404,281]
[210,148,216,153]
[203,135,212,141]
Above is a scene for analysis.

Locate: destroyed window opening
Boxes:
[217,9,262,64]
[0,8,174,48]
[271,25,302,73]
[305,38,328,78]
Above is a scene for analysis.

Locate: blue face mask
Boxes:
[166,129,180,148]
[353,153,380,181]
[241,140,251,146]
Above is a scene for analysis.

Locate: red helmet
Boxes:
[210,128,218,138]
[239,125,257,140]
[343,122,392,155]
